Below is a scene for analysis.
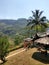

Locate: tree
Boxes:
[14,34,24,45]
[0,36,9,63]
[27,10,48,36]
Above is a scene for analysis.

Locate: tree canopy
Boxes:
[27,10,48,33]
[0,36,9,62]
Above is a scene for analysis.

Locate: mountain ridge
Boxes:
[0,18,27,36]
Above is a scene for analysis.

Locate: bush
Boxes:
[0,36,9,62]
[14,34,24,45]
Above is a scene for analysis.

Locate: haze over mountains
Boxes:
[0,18,27,36]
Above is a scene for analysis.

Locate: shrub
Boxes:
[0,36,9,62]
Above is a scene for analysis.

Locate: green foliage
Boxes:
[0,36,9,62]
[27,10,48,34]
[33,25,46,33]
[0,19,27,37]
[14,34,24,45]
[47,22,49,27]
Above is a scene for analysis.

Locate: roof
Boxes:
[24,38,33,42]
[34,37,49,45]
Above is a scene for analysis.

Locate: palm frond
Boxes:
[27,19,31,22]
[29,16,33,20]
[32,11,35,15]
[32,11,35,17]
[36,10,39,17]
[27,19,36,26]
[40,16,46,22]
[31,24,36,29]
[41,23,48,28]
[39,11,43,17]
[27,21,33,26]
[27,16,33,21]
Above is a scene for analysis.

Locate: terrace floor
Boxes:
[1,47,49,65]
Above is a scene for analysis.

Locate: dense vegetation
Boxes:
[0,18,27,36]
[0,36,9,62]
[14,34,25,45]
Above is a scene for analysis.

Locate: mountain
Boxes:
[0,18,27,25]
[0,18,27,36]
[0,19,16,25]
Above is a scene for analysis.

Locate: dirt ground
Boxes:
[1,48,49,65]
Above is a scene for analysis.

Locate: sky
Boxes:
[0,0,49,20]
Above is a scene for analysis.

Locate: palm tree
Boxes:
[27,10,48,37]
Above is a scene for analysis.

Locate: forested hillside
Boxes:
[0,18,27,36]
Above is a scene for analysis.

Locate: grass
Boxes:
[8,37,23,52]
[1,47,49,65]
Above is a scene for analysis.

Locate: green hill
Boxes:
[0,18,27,36]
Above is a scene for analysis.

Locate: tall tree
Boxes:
[0,36,9,63]
[27,10,48,36]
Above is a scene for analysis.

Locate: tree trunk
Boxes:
[1,56,6,63]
